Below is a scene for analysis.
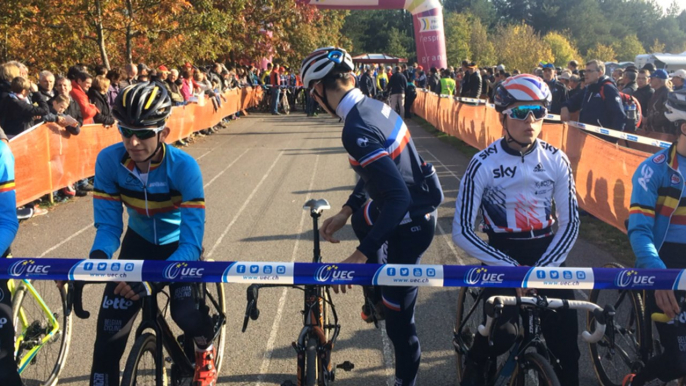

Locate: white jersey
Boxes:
[452,138,580,267]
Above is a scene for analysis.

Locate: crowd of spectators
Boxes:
[0,59,267,217]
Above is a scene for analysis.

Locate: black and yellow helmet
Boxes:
[113,81,172,128]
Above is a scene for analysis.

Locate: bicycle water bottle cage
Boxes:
[303,199,330,215]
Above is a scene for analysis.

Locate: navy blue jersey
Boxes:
[338,89,443,258]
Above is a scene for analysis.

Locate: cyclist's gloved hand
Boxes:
[115,281,160,301]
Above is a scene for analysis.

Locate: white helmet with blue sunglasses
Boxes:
[494,74,552,148]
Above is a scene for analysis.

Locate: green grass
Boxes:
[411,116,634,266]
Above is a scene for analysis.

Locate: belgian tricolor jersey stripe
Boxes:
[93,189,121,202]
[629,204,655,217]
[180,199,205,209]
[0,180,15,193]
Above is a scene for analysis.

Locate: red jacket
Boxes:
[70,80,98,124]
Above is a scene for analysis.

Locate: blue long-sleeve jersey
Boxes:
[91,143,205,261]
[0,141,18,256]
[337,88,443,259]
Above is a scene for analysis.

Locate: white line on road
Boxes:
[206,151,283,258]
[203,148,250,188]
[39,223,93,257]
[256,152,322,385]
[420,147,462,183]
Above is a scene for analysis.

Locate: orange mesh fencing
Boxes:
[413,91,654,233]
[10,87,262,207]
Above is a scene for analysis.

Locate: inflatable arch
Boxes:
[303,0,447,69]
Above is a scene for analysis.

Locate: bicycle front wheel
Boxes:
[588,263,645,386]
[12,280,72,386]
[204,282,227,373]
[121,333,167,386]
[510,352,561,386]
[305,334,318,386]
[454,286,483,381]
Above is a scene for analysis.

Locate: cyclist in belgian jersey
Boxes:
[87,82,216,386]
[0,134,21,386]
[624,89,686,385]
[452,74,580,386]
[301,47,444,386]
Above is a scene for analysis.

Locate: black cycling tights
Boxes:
[632,242,686,386]
[90,229,214,386]
[352,203,437,386]
[0,278,22,386]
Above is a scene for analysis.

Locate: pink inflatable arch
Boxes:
[303,0,447,69]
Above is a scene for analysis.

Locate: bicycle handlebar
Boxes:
[67,281,93,319]
[477,296,612,343]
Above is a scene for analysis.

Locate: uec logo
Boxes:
[464,267,504,285]
[164,262,204,280]
[9,260,50,277]
[315,265,354,283]
[615,270,655,288]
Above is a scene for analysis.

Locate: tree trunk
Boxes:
[94,0,110,69]
[125,0,134,63]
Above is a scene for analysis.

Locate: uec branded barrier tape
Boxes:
[2,258,686,290]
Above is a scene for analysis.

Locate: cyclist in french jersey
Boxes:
[301,47,444,386]
[624,89,686,386]
[452,74,580,386]
[88,82,217,386]
[0,138,20,386]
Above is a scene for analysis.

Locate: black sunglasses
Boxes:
[118,124,162,140]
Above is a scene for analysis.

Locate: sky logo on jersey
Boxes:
[163,262,204,280]
[464,267,504,286]
[615,270,656,288]
[8,259,51,277]
[315,264,355,283]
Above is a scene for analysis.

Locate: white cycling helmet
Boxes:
[494,74,552,113]
[665,89,686,122]
[300,47,354,88]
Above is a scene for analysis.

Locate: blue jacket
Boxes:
[0,141,18,256]
[562,76,626,131]
[91,143,205,261]
[628,144,684,269]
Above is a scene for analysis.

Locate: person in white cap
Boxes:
[672,69,686,91]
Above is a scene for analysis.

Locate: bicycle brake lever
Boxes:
[71,281,91,319]
[242,285,261,332]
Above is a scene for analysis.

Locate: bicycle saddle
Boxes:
[303,199,330,214]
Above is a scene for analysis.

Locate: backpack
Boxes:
[599,79,642,132]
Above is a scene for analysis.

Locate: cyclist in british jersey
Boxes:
[302,47,444,386]
[0,134,20,386]
[452,74,581,386]
[87,82,217,386]
[624,89,686,386]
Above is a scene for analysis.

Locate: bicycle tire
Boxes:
[588,263,645,386]
[454,287,483,381]
[509,352,561,386]
[305,334,318,386]
[12,280,72,386]
[203,282,227,374]
[121,333,167,386]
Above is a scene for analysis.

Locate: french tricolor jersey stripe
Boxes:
[355,149,389,167]
[386,118,411,160]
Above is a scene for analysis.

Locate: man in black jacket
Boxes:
[53,76,83,132]
[359,67,376,98]
[542,65,568,114]
[388,66,407,115]
[634,69,654,120]
[37,70,55,101]
[2,77,51,137]
[427,67,441,94]
[461,62,482,98]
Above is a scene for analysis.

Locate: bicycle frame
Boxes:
[10,279,62,374]
[242,199,350,385]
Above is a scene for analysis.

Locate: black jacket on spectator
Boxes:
[427,73,441,94]
[546,79,569,114]
[119,78,137,89]
[562,75,626,132]
[622,82,638,96]
[634,85,654,118]
[0,80,11,129]
[568,84,583,100]
[388,72,407,95]
[37,87,55,103]
[2,92,50,136]
[645,86,671,133]
[88,88,115,126]
[461,70,482,98]
[359,73,376,97]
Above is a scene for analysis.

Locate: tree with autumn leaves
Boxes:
[0,0,349,75]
